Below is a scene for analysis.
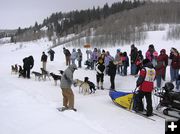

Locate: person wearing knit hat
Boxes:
[135,58,155,117]
[60,63,78,111]
[142,59,150,65]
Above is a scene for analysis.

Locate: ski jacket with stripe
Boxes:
[136,62,156,92]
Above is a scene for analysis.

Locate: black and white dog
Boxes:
[40,68,51,80]
[11,64,18,74]
[59,70,64,75]
[84,77,96,93]
[50,72,61,86]
[32,71,43,81]
[18,65,24,78]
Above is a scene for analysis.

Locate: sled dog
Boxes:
[11,64,18,74]
[50,72,61,86]
[74,79,90,95]
[32,71,43,81]
[40,68,51,80]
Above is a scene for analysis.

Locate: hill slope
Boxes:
[0,28,179,134]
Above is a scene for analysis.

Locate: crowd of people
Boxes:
[62,45,179,114]
[20,45,179,113]
[63,45,179,92]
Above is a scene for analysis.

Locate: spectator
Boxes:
[104,51,114,75]
[63,47,71,66]
[152,51,158,68]
[86,49,92,60]
[107,60,117,90]
[122,52,129,76]
[77,49,82,68]
[169,48,180,82]
[135,50,144,75]
[155,52,166,91]
[145,44,155,62]
[159,49,168,80]
[71,48,77,65]
[48,49,55,61]
[91,48,99,69]
[114,49,121,74]
[96,57,105,89]
[41,52,48,70]
[130,44,138,75]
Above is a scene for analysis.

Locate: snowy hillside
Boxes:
[0,28,179,134]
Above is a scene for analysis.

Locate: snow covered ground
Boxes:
[0,29,179,134]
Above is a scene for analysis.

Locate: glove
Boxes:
[136,83,140,88]
[73,81,77,87]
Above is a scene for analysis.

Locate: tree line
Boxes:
[10,1,180,47]
[12,0,144,42]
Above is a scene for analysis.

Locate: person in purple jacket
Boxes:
[91,48,99,69]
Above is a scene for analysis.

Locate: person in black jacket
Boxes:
[107,60,117,90]
[135,50,144,75]
[63,47,71,66]
[130,44,138,75]
[41,52,48,70]
[96,57,105,89]
[23,55,34,78]
[48,49,55,61]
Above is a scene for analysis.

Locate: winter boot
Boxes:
[101,82,104,90]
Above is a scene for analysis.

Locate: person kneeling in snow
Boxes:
[135,59,156,117]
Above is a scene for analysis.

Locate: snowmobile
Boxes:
[155,82,180,119]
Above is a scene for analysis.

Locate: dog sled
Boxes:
[109,85,180,120]
[109,90,134,110]
[109,90,160,121]
[155,82,180,119]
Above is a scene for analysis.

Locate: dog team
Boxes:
[11,52,96,95]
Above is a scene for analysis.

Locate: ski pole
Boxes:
[129,87,138,110]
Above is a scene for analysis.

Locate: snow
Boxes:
[0,28,179,134]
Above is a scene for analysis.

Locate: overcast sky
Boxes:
[0,0,121,29]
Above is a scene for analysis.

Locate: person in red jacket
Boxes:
[135,59,156,117]
[155,52,166,91]
[159,49,168,80]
